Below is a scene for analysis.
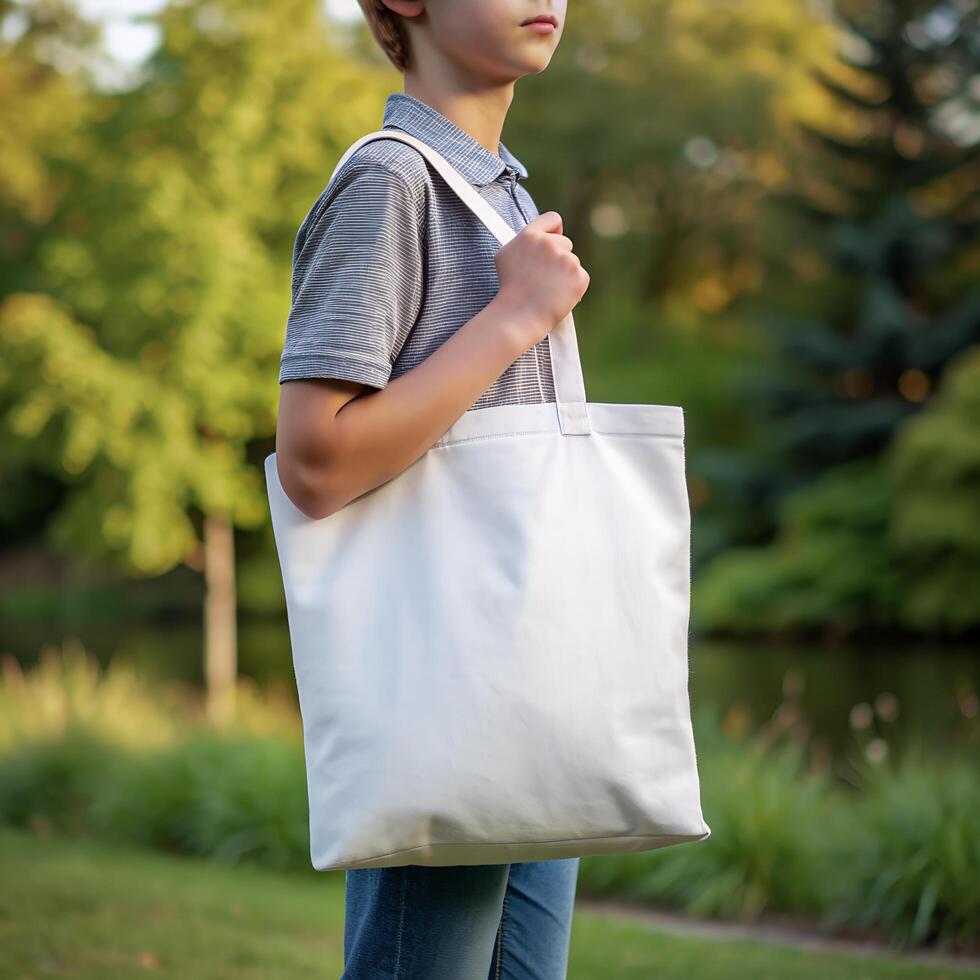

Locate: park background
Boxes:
[1,0,978,975]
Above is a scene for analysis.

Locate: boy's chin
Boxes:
[506,52,556,75]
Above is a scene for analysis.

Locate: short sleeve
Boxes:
[278,159,426,388]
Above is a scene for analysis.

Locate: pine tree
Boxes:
[692,0,980,635]
[698,0,979,554]
[751,0,979,477]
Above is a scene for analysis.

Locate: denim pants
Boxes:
[342,858,580,979]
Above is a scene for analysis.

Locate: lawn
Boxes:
[1,827,976,980]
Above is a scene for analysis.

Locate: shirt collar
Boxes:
[381,92,529,188]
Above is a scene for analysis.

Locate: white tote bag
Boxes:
[265,129,711,871]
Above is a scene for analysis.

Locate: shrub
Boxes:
[821,735,980,951]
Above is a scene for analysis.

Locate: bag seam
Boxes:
[495,891,509,980]
[327,831,708,869]
[432,431,682,449]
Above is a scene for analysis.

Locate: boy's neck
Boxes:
[401,79,515,161]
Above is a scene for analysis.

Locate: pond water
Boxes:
[3,616,977,759]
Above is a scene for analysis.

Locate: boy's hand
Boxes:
[493,211,590,349]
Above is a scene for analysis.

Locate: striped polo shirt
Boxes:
[278,91,557,408]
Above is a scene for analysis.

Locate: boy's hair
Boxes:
[357,1,410,72]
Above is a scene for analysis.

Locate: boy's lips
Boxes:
[521,14,558,32]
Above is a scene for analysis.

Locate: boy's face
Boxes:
[406,0,566,80]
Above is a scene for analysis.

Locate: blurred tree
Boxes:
[511,0,837,330]
[692,458,901,636]
[752,0,979,473]
[0,0,392,719]
[886,344,980,632]
[0,0,98,226]
[694,0,980,636]
[693,344,980,636]
[0,0,102,545]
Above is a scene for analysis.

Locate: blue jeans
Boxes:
[342,858,580,979]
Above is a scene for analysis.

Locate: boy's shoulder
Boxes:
[296,134,432,249]
[328,133,433,201]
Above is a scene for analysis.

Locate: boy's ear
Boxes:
[360,0,422,72]
[380,0,425,18]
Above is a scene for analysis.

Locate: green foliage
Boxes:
[0,0,392,573]
[693,460,902,634]
[0,729,311,873]
[512,0,834,309]
[693,347,980,635]
[235,520,287,615]
[90,733,310,870]
[886,345,980,632]
[0,0,100,225]
[176,734,309,870]
[0,645,308,866]
[822,737,980,951]
[0,640,183,752]
[1,292,221,572]
[692,1,980,635]
[88,736,207,854]
[0,726,108,835]
[0,641,301,755]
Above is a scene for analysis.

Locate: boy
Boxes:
[275,1,586,976]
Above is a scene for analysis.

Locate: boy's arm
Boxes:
[276,292,539,521]
[274,153,586,520]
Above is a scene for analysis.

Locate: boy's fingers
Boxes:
[528,210,563,235]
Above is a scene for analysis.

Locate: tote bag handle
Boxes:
[324,130,592,436]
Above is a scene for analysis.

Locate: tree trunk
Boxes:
[203,511,237,726]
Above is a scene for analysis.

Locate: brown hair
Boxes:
[357,1,411,72]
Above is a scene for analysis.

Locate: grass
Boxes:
[2,828,978,980]
[0,827,344,979]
